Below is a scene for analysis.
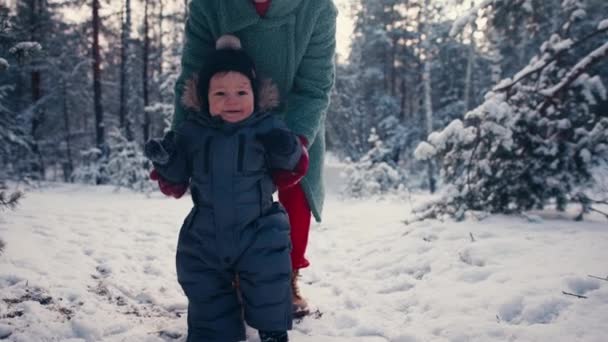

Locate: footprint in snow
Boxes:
[458,248,485,267]
[377,281,414,294]
[92,263,112,279]
[565,277,601,296]
[498,296,570,325]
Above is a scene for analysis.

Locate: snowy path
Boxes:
[1,162,608,341]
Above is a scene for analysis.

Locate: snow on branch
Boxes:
[449,0,494,37]
[414,141,436,160]
[539,41,608,98]
[493,26,608,93]
[0,58,8,72]
[9,42,42,63]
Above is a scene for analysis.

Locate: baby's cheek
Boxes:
[209,100,223,116]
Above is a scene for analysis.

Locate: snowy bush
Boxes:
[0,179,23,213]
[105,129,153,192]
[415,11,608,220]
[0,180,23,256]
[342,128,407,197]
[72,147,108,185]
[71,130,152,192]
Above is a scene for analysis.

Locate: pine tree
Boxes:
[0,5,28,255]
[415,4,608,220]
[0,3,41,180]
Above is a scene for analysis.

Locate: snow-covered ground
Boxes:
[1,158,608,342]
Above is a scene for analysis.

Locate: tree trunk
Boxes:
[30,71,45,180]
[422,0,435,193]
[463,2,477,111]
[400,77,407,119]
[423,61,436,193]
[92,0,104,149]
[62,80,73,182]
[184,0,189,21]
[29,0,45,180]
[158,0,163,76]
[119,0,133,140]
[142,0,150,142]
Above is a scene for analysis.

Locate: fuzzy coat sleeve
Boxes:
[284,4,337,145]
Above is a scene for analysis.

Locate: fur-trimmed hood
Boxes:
[181,75,280,127]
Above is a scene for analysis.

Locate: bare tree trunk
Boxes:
[92,0,104,150]
[158,0,163,76]
[400,77,407,119]
[29,0,45,180]
[383,43,390,93]
[62,80,73,182]
[423,63,433,134]
[142,0,150,142]
[30,70,45,180]
[389,3,397,96]
[423,61,436,193]
[390,36,397,96]
[119,0,133,140]
[463,1,477,111]
[184,0,189,21]
[422,0,436,193]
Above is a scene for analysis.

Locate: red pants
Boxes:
[278,184,311,270]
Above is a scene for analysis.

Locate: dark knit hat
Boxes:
[197,35,259,111]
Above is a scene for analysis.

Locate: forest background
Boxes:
[1,0,607,221]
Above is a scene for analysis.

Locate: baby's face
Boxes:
[208,71,254,123]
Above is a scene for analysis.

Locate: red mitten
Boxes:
[149,169,188,198]
[271,138,309,190]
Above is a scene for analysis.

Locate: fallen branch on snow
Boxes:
[588,275,608,282]
[562,291,587,299]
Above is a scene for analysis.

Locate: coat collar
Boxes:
[219,0,303,32]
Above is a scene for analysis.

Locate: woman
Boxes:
[155,0,337,319]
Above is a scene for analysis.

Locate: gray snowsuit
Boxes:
[148,111,302,342]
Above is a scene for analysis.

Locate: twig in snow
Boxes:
[469,232,476,242]
[589,206,608,220]
[588,275,608,282]
[0,190,23,211]
[562,291,587,299]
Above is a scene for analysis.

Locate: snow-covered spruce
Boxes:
[104,128,154,192]
[342,123,411,198]
[415,12,608,220]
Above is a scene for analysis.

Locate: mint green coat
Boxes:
[173,0,337,222]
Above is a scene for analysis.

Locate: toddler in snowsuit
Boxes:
[145,35,308,342]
